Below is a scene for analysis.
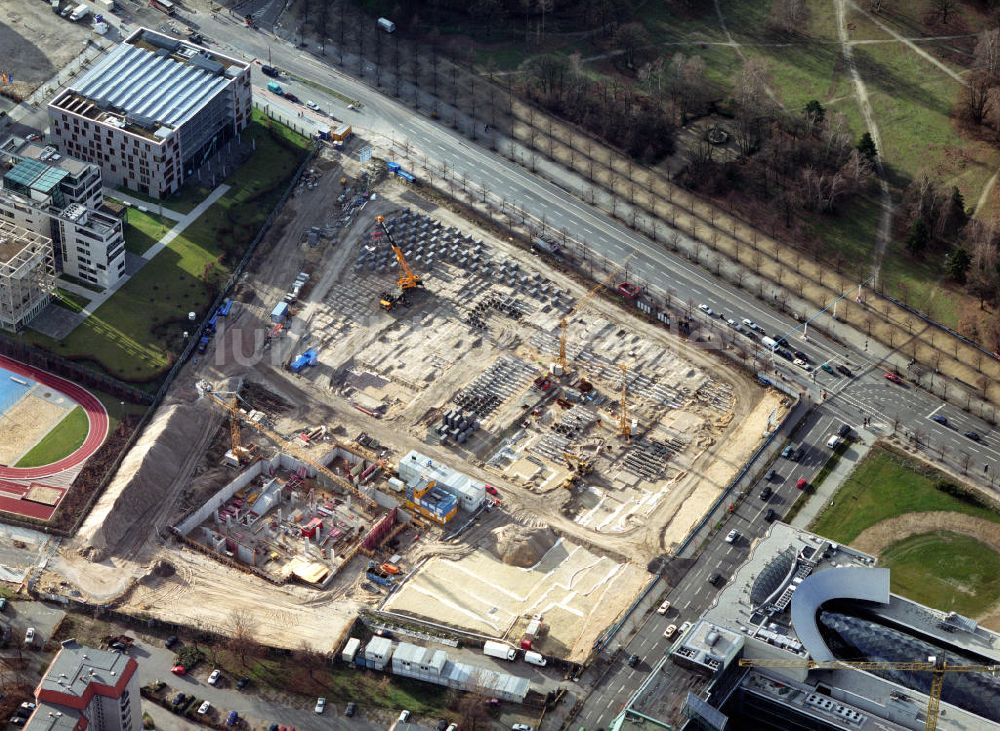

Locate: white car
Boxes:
[315,697,326,714]
[663,624,678,639]
[25,627,35,644]
[743,319,766,334]
[305,100,320,111]
[207,669,221,685]
[679,621,692,635]
[399,710,411,723]
[657,599,671,615]
[511,725,533,731]
[197,701,211,715]
[793,358,813,372]
[698,304,714,316]
[725,529,739,544]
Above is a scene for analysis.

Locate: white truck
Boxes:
[761,336,778,351]
[69,3,90,21]
[377,17,396,33]
[482,640,516,661]
[524,651,547,667]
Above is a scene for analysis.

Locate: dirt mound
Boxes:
[73,399,218,562]
[851,511,1000,556]
[487,525,558,567]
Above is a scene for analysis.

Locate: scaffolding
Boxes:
[0,221,55,332]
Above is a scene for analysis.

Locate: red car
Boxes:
[796,478,808,490]
[170,665,186,675]
[884,372,902,384]
[617,282,641,299]
[485,485,499,496]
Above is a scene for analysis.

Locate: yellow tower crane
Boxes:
[738,656,1000,731]
[229,396,242,452]
[205,390,378,512]
[618,363,631,440]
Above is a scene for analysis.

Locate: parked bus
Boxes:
[149,0,176,15]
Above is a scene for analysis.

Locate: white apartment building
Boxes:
[1,138,126,289]
[0,220,55,332]
[48,27,252,199]
[25,640,143,731]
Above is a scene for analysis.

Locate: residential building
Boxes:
[0,137,126,289]
[48,27,252,199]
[0,221,55,332]
[25,639,142,731]
[616,522,1000,731]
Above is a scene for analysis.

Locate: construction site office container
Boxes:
[270,301,289,323]
[342,637,361,663]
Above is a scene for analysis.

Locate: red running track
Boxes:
[0,355,109,479]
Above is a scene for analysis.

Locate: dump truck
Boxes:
[366,560,394,587]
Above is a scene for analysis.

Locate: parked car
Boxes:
[627,654,640,668]
[172,693,186,706]
[792,447,805,462]
[345,702,357,717]
[208,669,222,686]
[315,698,326,714]
[197,701,211,715]
[781,445,794,459]
[226,711,239,727]
[793,358,813,372]
[931,414,949,426]
[708,574,723,586]
[485,485,499,496]
[236,677,249,690]
[399,710,411,723]
[446,725,458,731]
[170,665,186,675]
[9,717,25,727]
[796,477,808,490]
[836,364,853,377]
[838,424,852,438]
[679,621,692,634]
[760,485,773,500]
[742,319,765,334]
[657,599,671,615]
[24,627,35,644]
[765,508,777,522]
[305,100,320,111]
[512,725,533,731]
[765,469,778,482]
[725,529,739,544]
[284,93,302,104]
[793,350,810,362]
[964,431,982,442]
[436,720,449,731]
[165,635,178,649]
[698,304,714,316]
[776,348,794,362]
[663,624,678,639]
[884,372,903,384]
[820,363,835,374]
[774,336,790,347]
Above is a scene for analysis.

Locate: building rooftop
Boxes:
[53,28,248,139]
[1,137,92,178]
[0,220,50,269]
[38,639,134,702]
[4,158,69,196]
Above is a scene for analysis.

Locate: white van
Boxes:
[524,650,547,667]
[761,336,778,351]
[377,17,396,32]
[826,434,842,449]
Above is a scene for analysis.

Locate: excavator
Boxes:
[375,214,423,311]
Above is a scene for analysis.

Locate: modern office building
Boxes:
[0,137,126,289]
[25,639,142,731]
[617,523,1000,731]
[48,27,252,199]
[0,220,55,332]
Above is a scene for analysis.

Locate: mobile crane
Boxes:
[738,655,1000,731]
[375,214,423,311]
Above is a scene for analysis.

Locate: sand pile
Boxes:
[74,400,217,561]
[488,525,558,567]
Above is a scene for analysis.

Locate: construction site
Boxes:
[37,145,787,661]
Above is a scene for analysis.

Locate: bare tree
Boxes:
[225,609,260,667]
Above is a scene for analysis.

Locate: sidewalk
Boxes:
[790,435,874,529]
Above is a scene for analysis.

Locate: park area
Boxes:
[809,446,1000,626]
[23,112,311,386]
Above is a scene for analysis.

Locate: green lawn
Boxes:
[23,113,310,384]
[880,531,1000,616]
[123,208,170,256]
[810,447,1000,543]
[15,406,89,468]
